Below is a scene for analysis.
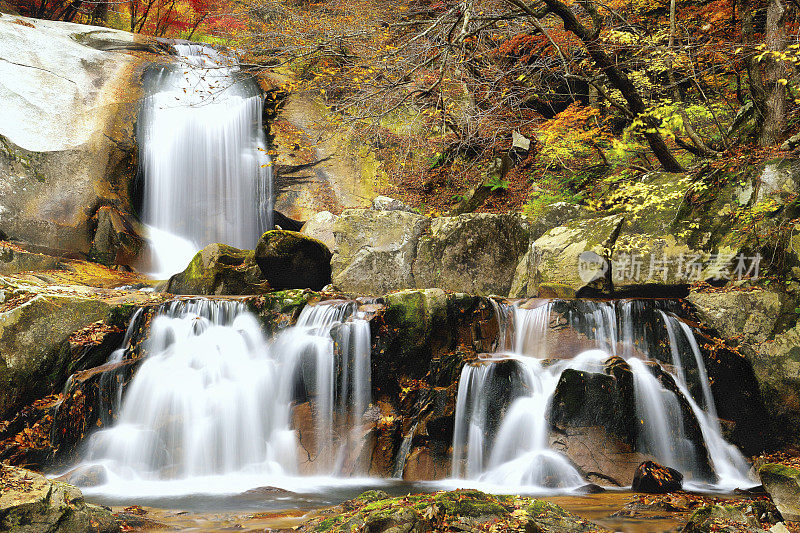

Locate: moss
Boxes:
[760,462,800,479]
[526,499,570,517]
[356,490,391,503]
[435,490,507,517]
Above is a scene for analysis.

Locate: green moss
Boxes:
[356,490,391,503]
[526,499,570,517]
[760,462,800,479]
[435,490,507,517]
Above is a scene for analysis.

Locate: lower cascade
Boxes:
[74,299,371,494]
[451,300,752,491]
[66,297,753,495]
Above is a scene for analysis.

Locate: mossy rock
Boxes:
[683,500,782,533]
[255,230,332,291]
[166,243,267,295]
[760,463,800,521]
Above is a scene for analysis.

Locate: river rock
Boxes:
[0,291,111,419]
[413,213,530,295]
[300,210,339,251]
[255,230,332,291]
[0,16,147,257]
[682,500,782,533]
[632,461,683,493]
[0,464,118,532]
[331,209,430,294]
[760,463,800,521]
[166,243,267,295]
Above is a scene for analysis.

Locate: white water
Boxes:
[75,299,371,494]
[451,301,754,490]
[139,44,273,278]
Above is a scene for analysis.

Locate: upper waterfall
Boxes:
[138,43,273,278]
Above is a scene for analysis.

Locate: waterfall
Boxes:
[452,299,753,490]
[76,299,371,492]
[139,44,273,277]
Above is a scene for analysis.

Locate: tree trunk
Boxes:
[759,0,789,146]
[515,0,685,172]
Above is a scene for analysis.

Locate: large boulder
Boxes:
[0,290,111,419]
[413,213,530,295]
[0,464,117,532]
[300,210,339,251]
[760,463,800,521]
[166,243,267,295]
[255,230,332,290]
[688,288,795,449]
[331,209,430,294]
[511,214,624,297]
[0,16,149,258]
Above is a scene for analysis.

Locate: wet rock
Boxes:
[166,243,266,295]
[88,207,144,267]
[300,210,338,251]
[759,463,800,521]
[414,213,530,295]
[331,209,430,294]
[254,230,332,291]
[0,464,118,532]
[632,461,684,493]
[682,500,782,533]
[55,465,108,489]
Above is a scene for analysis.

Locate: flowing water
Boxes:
[74,299,371,498]
[138,44,272,277]
[451,300,753,491]
[65,297,753,516]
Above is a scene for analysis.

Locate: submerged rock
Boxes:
[632,461,684,493]
[759,463,800,521]
[0,464,118,532]
[254,230,332,291]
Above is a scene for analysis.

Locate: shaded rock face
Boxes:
[166,243,267,295]
[254,230,332,291]
[632,461,683,493]
[0,16,148,259]
[0,242,63,274]
[760,463,800,521]
[0,464,118,532]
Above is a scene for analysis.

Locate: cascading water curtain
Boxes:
[452,299,753,490]
[70,299,372,493]
[138,44,273,277]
